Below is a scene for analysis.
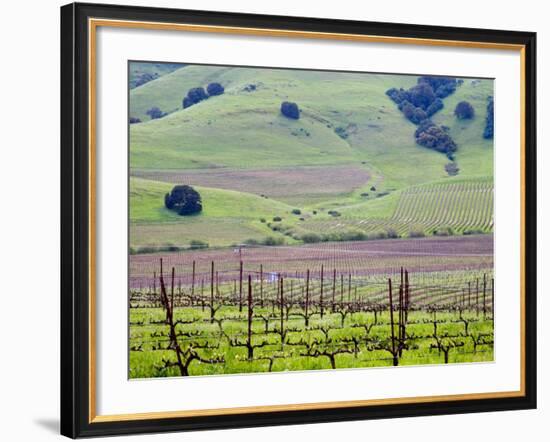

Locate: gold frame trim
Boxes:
[88,18,527,424]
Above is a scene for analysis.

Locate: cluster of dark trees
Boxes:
[454,101,475,119]
[182,82,225,109]
[131,72,159,89]
[146,106,167,120]
[281,101,300,119]
[386,76,457,124]
[414,120,457,157]
[129,117,141,124]
[386,76,460,158]
[164,185,202,216]
[483,96,494,139]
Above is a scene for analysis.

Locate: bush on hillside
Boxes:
[454,101,475,120]
[189,240,209,249]
[129,117,141,124]
[415,120,457,155]
[445,162,460,176]
[164,185,202,216]
[183,87,208,108]
[483,96,494,139]
[281,101,300,119]
[146,106,167,119]
[207,82,224,96]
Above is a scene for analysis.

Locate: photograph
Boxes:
[128,62,495,378]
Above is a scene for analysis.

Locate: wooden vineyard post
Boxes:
[476,278,479,317]
[210,261,215,323]
[468,281,471,310]
[332,268,336,313]
[320,265,324,319]
[483,273,487,320]
[340,274,344,306]
[405,269,410,322]
[260,264,263,308]
[200,279,205,312]
[280,276,284,349]
[238,260,244,313]
[348,274,351,304]
[247,274,253,360]
[191,260,195,298]
[305,269,310,327]
[388,278,398,366]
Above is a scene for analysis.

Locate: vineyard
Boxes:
[129,236,494,378]
[293,179,494,239]
[127,63,495,378]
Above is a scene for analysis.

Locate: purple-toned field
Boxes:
[129,234,493,289]
[131,165,371,202]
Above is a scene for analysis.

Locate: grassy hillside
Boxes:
[129,63,494,248]
[129,62,185,89]
[130,66,492,188]
[130,177,299,248]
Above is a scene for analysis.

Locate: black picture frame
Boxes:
[61,2,537,438]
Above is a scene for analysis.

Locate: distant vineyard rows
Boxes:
[297,181,493,237]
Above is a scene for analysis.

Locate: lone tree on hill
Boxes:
[207,82,225,96]
[183,87,208,108]
[164,185,202,216]
[454,101,475,120]
[146,106,166,119]
[281,101,300,119]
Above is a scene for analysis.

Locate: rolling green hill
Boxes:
[130,177,299,248]
[129,63,494,248]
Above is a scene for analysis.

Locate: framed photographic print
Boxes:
[60,2,537,438]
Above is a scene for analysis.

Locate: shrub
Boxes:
[386,228,400,239]
[183,87,208,108]
[464,229,485,236]
[371,231,388,240]
[136,246,157,254]
[243,238,260,246]
[418,76,457,99]
[483,96,494,139]
[300,233,322,243]
[408,230,426,238]
[445,162,459,176]
[291,209,301,215]
[334,127,348,139]
[188,87,208,103]
[415,120,457,154]
[164,185,202,216]
[280,101,300,119]
[370,186,376,191]
[189,240,208,249]
[312,210,317,215]
[328,210,341,217]
[263,236,284,246]
[206,82,224,96]
[146,106,167,119]
[433,227,454,236]
[129,117,141,124]
[273,216,282,222]
[454,101,475,119]
[259,218,266,223]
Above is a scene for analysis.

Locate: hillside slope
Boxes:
[130,65,493,190]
